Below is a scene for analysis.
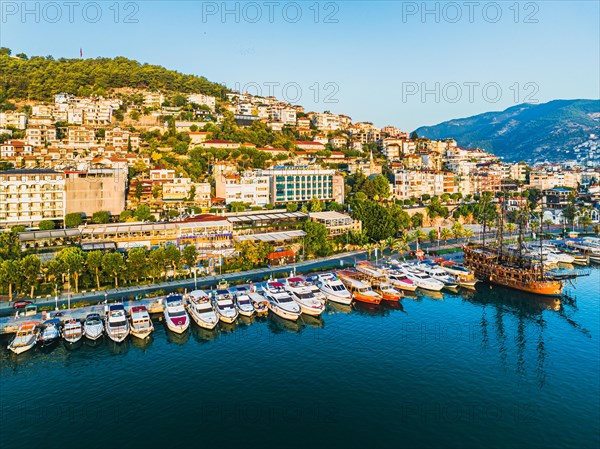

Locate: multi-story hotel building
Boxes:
[260,166,345,205]
[0,169,66,227]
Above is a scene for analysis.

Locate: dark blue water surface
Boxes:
[1,270,599,449]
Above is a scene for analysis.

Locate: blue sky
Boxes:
[1,1,598,130]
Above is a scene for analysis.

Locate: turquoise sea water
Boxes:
[1,269,599,449]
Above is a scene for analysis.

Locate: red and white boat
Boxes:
[163,295,190,334]
[129,305,154,339]
[386,270,418,292]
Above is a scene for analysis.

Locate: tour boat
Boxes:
[186,290,218,330]
[247,292,269,316]
[8,321,40,354]
[62,319,83,344]
[337,275,382,305]
[163,295,190,334]
[83,313,104,340]
[105,304,130,342]
[38,318,61,347]
[400,265,445,291]
[386,271,418,292]
[372,281,403,301]
[355,261,387,280]
[129,305,154,339]
[417,262,459,289]
[314,272,353,305]
[262,282,302,321]
[234,289,255,317]
[213,290,239,324]
[284,277,325,317]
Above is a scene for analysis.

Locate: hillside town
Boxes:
[1,88,599,293]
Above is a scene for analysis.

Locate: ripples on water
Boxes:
[1,270,599,449]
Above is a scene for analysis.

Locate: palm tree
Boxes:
[391,239,409,255]
[505,222,516,236]
[451,222,464,242]
[440,228,452,245]
[593,224,600,236]
[384,236,396,252]
[462,227,474,242]
[363,243,376,260]
[580,214,593,233]
[377,240,388,256]
[543,219,553,232]
[411,229,427,246]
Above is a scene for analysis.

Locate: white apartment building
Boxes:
[392,169,451,200]
[0,169,66,227]
[0,111,27,129]
[25,126,58,147]
[312,113,341,132]
[0,140,33,158]
[215,173,271,206]
[187,94,216,111]
[67,127,96,148]
[105,127,140,149]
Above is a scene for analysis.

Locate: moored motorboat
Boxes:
[248,291,269,316]
[284,277,325,316]
[8,321,40,354]
[62,319,83,344]
[400,264,445,291]
[129,305,154,339]
[163,295,190,334]
[417,262,459,289]
[213,289,239,324]
[234,287,255,317]
[337,273,382,305]
[186,290,218,329]
[372,281,403,301]
[314,272,353,305]
[105,304,130,342]
[386,271,418,292]
[38,318,61,347]
[83,313,104,340]
[263,281,302,321]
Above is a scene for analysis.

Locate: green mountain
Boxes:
[0,53,228,103]
[414,99,600,162]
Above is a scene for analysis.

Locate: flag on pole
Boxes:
[79,48,83,58]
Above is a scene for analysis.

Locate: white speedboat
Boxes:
[213,289,239,324]
[263,281,302,321]
[8,321,40,354]
[105,304,130,342]
[234,288,255,317]
[386,271,418,292]
[62,319,83,344]
[417,262,459,289]
[163,295,190,334]
[186,290,218,329]
[314,272,353,305]
[284,277,325,316]
[401,265,444,291]
[83,313,104,340]
[301,276,328,303]
[38,318,61,348]
[129,305,154,339]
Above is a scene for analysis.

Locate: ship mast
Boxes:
[539,197,544,279]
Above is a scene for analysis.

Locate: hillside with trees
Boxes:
[0,49,228,104]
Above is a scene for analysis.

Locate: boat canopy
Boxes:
[109,304,125,311]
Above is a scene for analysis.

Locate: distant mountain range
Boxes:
[414,99,600,163]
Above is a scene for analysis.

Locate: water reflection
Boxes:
[164,328,190,345]
[130,335,154,351]
[190,324,219,343]
[268,313,304,334]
